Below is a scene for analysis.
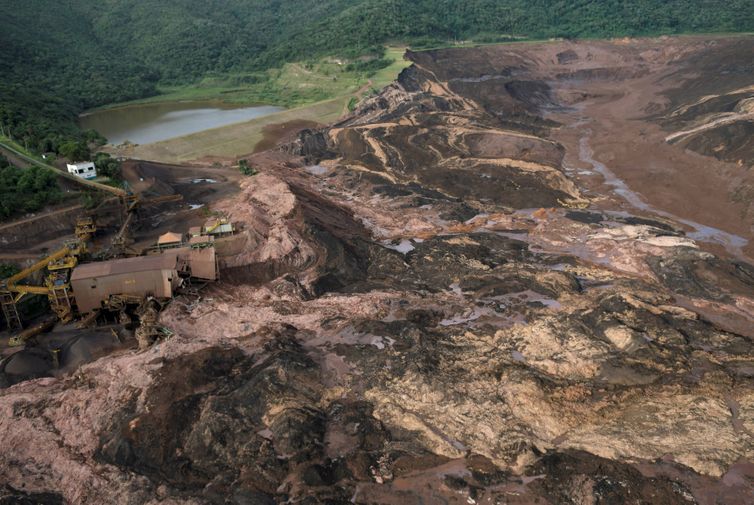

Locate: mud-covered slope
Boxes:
[296,57,582,212]
[2,37,754,504]
[656,38,754,164]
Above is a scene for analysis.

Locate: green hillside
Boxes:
[1,0,752,153]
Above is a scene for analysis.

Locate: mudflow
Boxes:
[2,36,754,504]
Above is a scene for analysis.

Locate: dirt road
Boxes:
[0,204,83,233]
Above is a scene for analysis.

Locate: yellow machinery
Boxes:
[75,216,97,241]
[203,217,234,237]
[0,144,186,340]
[205,219,226,234]
[0,218,95,339]
[0,192,186,336]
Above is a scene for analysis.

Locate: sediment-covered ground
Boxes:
[1,36,754,504]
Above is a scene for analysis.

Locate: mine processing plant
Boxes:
[0,150,223,347]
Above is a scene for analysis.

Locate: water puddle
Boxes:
[370,336,395,350]
[450,74,510,83]
[439,302,530,328]
[305,165,328,176]
[491,290,562,311]
[439,306,489,326]
[448,282,463,296]
[520,474,546,485]
[384,239,416,254]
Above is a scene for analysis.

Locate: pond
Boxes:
[79,101,285,145]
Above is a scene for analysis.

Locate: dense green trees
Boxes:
[0,155,63,220]
[238,159,258,176]
[58,141,91,163]
[0,0,159,154]
[0,0,751,155]
[94,153,122,180]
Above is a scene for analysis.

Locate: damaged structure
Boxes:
[70,238,217,314]
[70,253,184,314]
[190,218,234,238]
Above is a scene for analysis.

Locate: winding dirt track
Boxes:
[0,204,83,233]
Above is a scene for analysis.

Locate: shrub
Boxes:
[238,159,258,176]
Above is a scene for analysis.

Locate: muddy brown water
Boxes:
[80,101,284,145]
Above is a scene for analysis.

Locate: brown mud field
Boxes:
[542,37,754,260]
[1,36,754,504]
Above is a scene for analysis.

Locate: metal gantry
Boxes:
[0,218,96,342]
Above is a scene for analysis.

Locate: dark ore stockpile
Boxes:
[2,36,754,504]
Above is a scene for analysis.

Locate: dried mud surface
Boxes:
[2,36,754,504]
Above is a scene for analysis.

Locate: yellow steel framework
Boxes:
[205,218,228,234]
[0,218,96,339]
[1,187,184,339]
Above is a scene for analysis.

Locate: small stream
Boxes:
[578,133,749,258]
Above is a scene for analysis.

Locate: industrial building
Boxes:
[2,208,221,337]
[0,156,221,342]
[69,237,218,314]
[178,236,217,281]
[71,253,183,313]
[156,231,184,251]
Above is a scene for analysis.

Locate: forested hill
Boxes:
[1,0,752,153]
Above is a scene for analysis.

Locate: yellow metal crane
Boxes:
[109,193,184,257]
[0,219,95,336]
[205,220,223,234]
[204,218,229,234]
[0,141,188,336]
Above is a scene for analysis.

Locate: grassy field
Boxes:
[370,47,412,88]
[100,47,410,110]
[110,62,360,109]
[107,47,411,163]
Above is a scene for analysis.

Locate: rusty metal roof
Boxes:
[158,231,183,245]
[189,235,214,245]
[71,253,178,281]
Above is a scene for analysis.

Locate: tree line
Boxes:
[0,0,751,155]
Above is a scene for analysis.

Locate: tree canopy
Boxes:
[0,155,63,220]
[0,0,751,152]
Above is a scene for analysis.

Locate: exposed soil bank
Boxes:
[253,119,322,154]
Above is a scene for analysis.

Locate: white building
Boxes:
[66,162,97,179]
